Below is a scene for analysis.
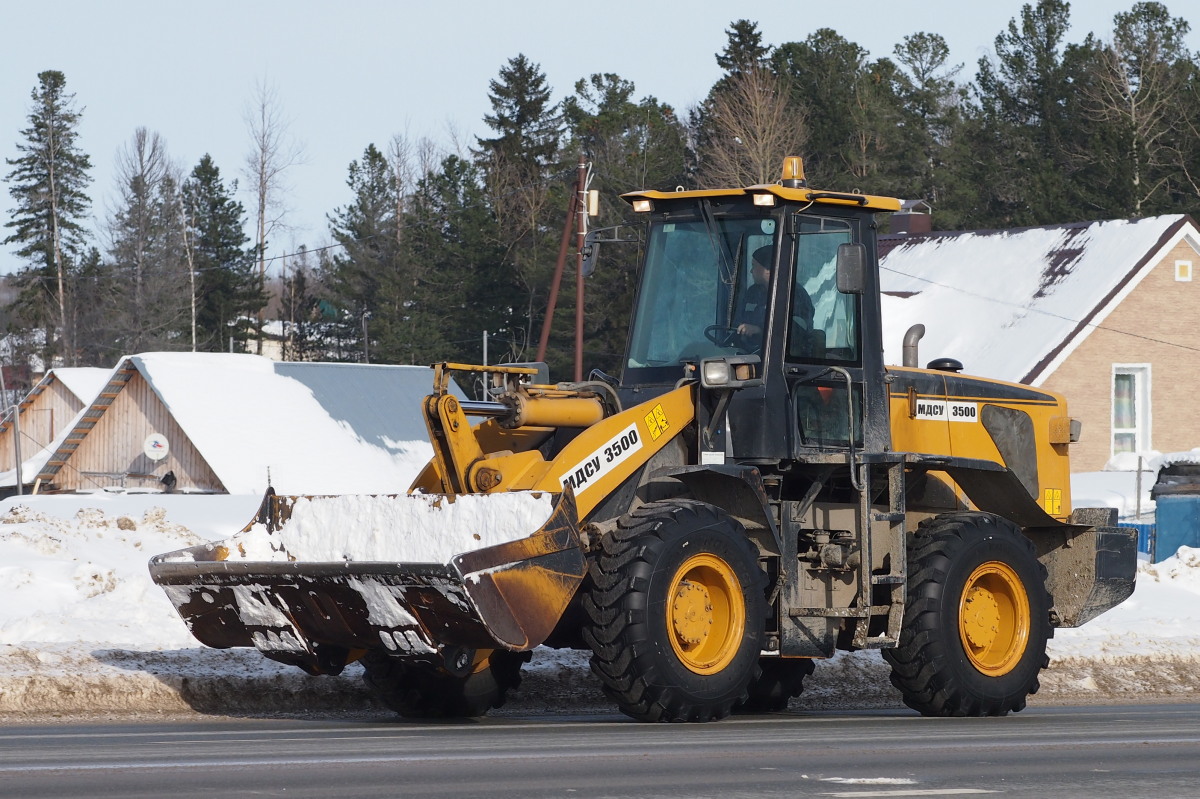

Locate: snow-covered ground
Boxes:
[1,492,1198,719]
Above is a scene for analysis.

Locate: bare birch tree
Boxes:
[103,128,189,353]
[243,79,304,353]
[1080,4,1192,216]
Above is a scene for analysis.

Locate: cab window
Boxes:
[788,217,859,364]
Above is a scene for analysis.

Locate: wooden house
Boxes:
[34,353,453,495]
[0,367,110,490]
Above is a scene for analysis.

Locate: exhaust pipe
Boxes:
[902,324,925,368]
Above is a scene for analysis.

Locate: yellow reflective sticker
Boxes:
[1044,488,1063,515]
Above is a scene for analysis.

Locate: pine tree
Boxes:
[182,154,264,351]
[3,70,93,367]
[771,29,873,187]
[969,0,1076,226]
[716,19,771,75]
[476,54,561,167]
[475,55,565,368]
[892,33,965,213]
[323,144,403,362]
[72,246,111,366]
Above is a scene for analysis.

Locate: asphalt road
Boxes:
[1,704,1198,798]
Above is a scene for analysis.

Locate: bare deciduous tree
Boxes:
[1079,5,1192,216]
[478,147,553,359]
[385,131,441,247]
[243,79,305,352]
[697,67,807,188]
[103,128,189,353]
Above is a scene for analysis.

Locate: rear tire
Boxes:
[362,649,529,718]
[736,658,816,712]
[883,512,1051,717]
[583,499,767,722]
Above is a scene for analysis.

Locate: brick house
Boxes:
[879,214,1200,472]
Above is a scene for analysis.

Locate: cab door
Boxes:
[783,215,877,457]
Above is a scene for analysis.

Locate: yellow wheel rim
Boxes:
[667,553,746,675]
[958,561,1030,677]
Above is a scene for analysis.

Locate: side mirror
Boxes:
[579,226,640,277]
[581,230,601,277]
[836,243,866,295]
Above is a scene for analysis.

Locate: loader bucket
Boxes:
[149,489,586,674]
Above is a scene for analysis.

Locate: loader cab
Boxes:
[621,164,897,463]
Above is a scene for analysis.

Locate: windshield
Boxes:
[625,211,778,377]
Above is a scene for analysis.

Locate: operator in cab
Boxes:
[734,245,773,346]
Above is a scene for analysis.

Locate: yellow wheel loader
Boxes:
[151,158,1136,722]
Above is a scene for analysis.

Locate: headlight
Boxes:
[702,360,731,386]
[699,356,762,390]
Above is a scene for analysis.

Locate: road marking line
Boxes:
[820,787,998,791]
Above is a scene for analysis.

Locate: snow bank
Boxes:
[1049,546,1200,660]
[0,494,263,648]
[5,494,1200,717]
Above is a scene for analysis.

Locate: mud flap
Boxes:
[149,490,587,672]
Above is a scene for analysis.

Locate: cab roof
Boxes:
[622,183,902,213]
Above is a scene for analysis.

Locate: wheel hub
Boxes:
[672,580,713,645]
[961,586,1000,650]
[666,553,746,675]
[958,560,1032,677]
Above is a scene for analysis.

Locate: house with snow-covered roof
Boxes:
[0,367,111,494]
[33,353,457,495]
[879,214,1200,472]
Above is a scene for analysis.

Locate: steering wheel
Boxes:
[704,325,740,348]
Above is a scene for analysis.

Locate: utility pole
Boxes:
[536,157,589,378]
[574,160,587,382]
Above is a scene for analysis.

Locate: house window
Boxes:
[1177,260,1193,282]
[1112,364,1151,455]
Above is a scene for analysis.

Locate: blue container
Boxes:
[1119,522,1156,556]
[1151,495,1200,562]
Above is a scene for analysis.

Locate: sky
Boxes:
[2,0,1199,278]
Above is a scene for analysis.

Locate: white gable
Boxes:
[879,215,1193,385]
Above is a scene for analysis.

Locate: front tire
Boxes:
[361,649,528,718]
[583,500,767,722]
[883,512,1051,717]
